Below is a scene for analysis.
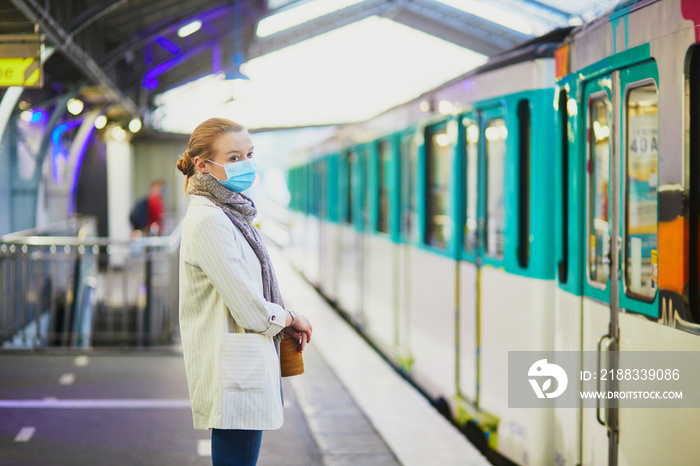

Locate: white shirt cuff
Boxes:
[261,305,286,337]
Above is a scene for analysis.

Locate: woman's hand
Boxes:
[284,314,312,352]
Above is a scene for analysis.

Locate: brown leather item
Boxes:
[280,332,304,377]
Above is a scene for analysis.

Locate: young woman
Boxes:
[176,118,312,466]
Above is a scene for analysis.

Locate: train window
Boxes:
[294,165,306,212]
[425,126,451,249]
[311,162,320,216]
[377,141,390,234]
[288,168,295,210]
[624,84,658,299]
[485,118,506,258]
[301,165,308,213]
[517,100,531,269]
[588,95,612,286]
[318,160,326,220]
[361,149,370,229]
[463,118,479,252]
[293,168,298,211]
[401,134,418,242]
[558,90,569,284]
[690,47,700,321]
[345,150,355,224]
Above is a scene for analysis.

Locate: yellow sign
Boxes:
[0,57,41,87]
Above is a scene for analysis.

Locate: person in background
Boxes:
[175,118,313,466]
[147,179,165,235]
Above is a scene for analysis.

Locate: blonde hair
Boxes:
[176,118,247,192]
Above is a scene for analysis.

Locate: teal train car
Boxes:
[288,1,700,464]
[553,1,700,465]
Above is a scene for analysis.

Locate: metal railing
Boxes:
[0,217,181,349]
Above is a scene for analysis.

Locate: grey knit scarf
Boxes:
[188,171,286,320]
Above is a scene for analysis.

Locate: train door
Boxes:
[615,59,700,466]
[337,149,361,320]
[305,160,322,285]
[580,73,617,466]
[363,139,396,353]
[553,84,585,466]
[356,146,369,328]
[396,130,419,369]
[579,58,698,466]
[317,159,326,285]
[473,104,512,423]
[457,112,481,406]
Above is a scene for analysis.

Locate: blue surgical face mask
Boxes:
[207,158,257,192]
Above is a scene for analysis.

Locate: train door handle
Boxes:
[596,334,614,428]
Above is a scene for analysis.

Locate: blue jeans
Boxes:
[211,429,263,466]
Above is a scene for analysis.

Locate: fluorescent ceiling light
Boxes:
[178,20,202,38]
[153,16,487,132]
[257,0,363,37]
[94,115,108,129]
[436,0,534,35]
[129,118,142,133]
[67,98,84,115]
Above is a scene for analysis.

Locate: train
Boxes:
[285,0,700,464]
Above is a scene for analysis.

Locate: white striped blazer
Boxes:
[178,195,287,430]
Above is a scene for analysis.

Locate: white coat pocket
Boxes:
[220,333,270,391]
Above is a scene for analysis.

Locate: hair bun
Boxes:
[177,151,195,177]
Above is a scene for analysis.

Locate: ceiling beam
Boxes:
[10,0,138,115]
[248,0,531,59]
[248,0,393,59]
[68,0,128,37]
[389,0,530,55]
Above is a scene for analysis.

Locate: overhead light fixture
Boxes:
[256,0,362,37]
[178,20,202,38]
[94,115,108,129]
[438,100,454,115]
[129,118,142,133]
[67,98,84,115]
[111,126,127,141]
[152,16,487,131]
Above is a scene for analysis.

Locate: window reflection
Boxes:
[426,126,451,249]
[377,141,390,234]
[464,119,479,252]
[588,95,611,285]
[401,134,418,242]
[625,84,658,298]
[485,118,506,258]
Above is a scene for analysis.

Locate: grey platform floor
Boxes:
[0,247,486,466]
[0,343,399,466]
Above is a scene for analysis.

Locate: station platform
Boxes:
[0,246,487,466]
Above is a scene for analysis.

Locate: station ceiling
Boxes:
[0,0,620,126]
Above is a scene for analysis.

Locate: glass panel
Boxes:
[517,100,531,268]
[485,118,506,258]
[361,149,369,229]
[319,161,326,219]
[312,162,320,216]
[559,90,569,284]
[346,151,355,224]
[625,84,658,298]
[401,134,417,242]
[588,95,611,285]
[464,118,479,252]
[426,127,451,249]
[377,141,390,233]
